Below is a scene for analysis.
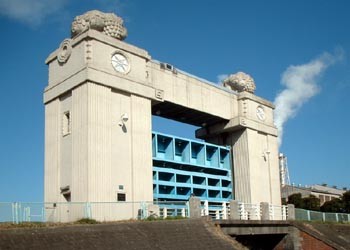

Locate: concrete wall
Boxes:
[44,99,60,203]
[148,61,239,120]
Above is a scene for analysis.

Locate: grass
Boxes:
[0,216,188,228]
[0,218,99,229]
[0,222,53,229]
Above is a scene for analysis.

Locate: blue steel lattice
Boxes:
[152,132,233,202]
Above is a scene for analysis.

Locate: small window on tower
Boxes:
[62,111,71,136]
[117,193,126,202]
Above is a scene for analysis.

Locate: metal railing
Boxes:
[0,201,190,224]
[0,200,291,224]
[200,201,229,220]
[295,208,350,223]
[239,203,261,220]
[199,201,288,221]
[270,204,288,220]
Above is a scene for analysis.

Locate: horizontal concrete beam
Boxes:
[220,225,289,236]
[44,66,160,104]
[217,220,290,236]
[196,116,278,138]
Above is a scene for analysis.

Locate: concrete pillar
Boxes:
[261,202,270,220]
[203,200,209,216]
[287,204,295,220]
[181,208,186,218]
[229,200,240,220]
[189,197,201,218]
[163,207,167,219]
[222,202,227,220]
[147,204,159,218]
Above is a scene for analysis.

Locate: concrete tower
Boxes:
[44,10,281,221]
[196,72,280,204]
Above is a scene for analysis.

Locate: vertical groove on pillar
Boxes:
[87,83,112,203]
[231,129,251,203]
[130,95,153,202]
[44,99,60,203]
[72,84,88,202]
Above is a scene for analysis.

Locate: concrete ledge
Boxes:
[44,66,158,104]
[290,221,350,250]
[216,220,290,236]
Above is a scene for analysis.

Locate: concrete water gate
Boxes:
[44,10,281,222]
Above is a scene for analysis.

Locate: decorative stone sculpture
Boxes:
[223,72,256,93]
[71,10,127,40]
[57,39,72,64]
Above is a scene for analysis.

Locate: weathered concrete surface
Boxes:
[216,220,290,235]
[217,220,350,250]
[189,197,201,218]
[0,219,245,250]
[291,221,350,250]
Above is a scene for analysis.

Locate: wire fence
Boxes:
[0,201,189,224]
[295,208,350,223]
[6,201,341,224]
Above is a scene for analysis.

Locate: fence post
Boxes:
[282,205,287,220]
[229,200,240,220]
[186,201,190,218]
[336,213,339,222]
[42,207,46,222]
[163,207,167,219]
[181,207,186,218]
[189,197,201,218]
[241,203,247,220]
[322,212,326,222]
[307,210,311,221]
[261,202,270,220]
[204,200,209,216]
[18,203,22,224]
[287,204,295,221]
[84,202,92,219]
[15,202,19,224]
[222,202,227,219]
[24,207,30,222]
[11,203,15,224]
[215,210,220,219]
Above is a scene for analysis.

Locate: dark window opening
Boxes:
[117,193,126,201]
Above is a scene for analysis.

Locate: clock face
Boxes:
[256,106,266,121]
[111,53,130,74]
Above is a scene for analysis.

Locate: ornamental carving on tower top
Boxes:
[222,72,256,94]
[71,10,127,40]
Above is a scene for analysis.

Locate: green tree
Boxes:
[287,193,303,208]
[302,195,320,211]
[281,198,287,205]
[320,198,344,213]
[342,191,350,213]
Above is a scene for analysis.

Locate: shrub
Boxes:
[75,218,98,224]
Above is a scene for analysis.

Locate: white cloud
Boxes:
[0,0,68,27]
[274,50,343,147]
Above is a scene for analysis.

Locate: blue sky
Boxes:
[0,0,349,201]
